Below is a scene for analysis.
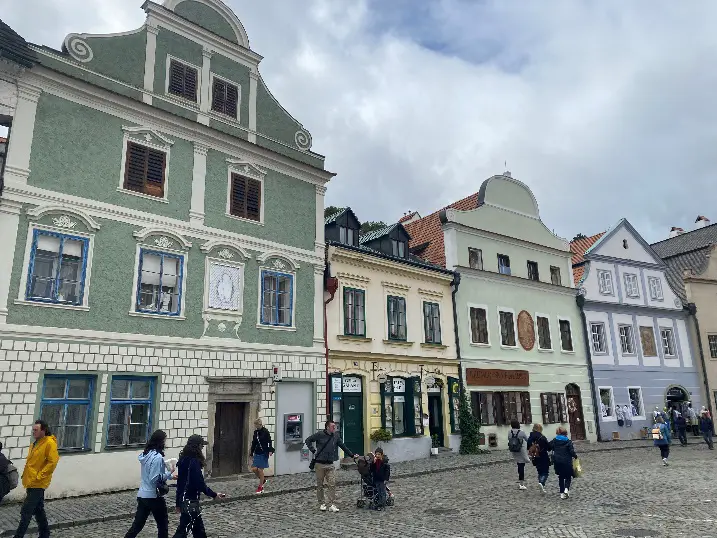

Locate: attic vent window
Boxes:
[211,77,239,119]
[168,59,198,102]
[623,239,629,249]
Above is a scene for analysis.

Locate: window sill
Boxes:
[601,417,617,422]
[470,342,491,348]
[15,299,89,312]
[163,92,200,109]
[664,354,677,360]
[209,110,240,125]
[632,415,647,421]
[337,335,372,343]
[117,187,169,203]
[500,344,519,350]
[537,348,553,353]
[421,343,447,350]
[257,323,296,332]
[129,311,186,320]
[621,353,637,358]
[57,448,93,456]
[592,352,609,356]
[104,444,147,452]
[560,350,576,355]
[225,213,264,226]
[383,340,414,347]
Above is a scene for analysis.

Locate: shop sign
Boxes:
[394,395,405,403]
[331,377,342,393]
[393,378,406,393]
[343,377,362,393]
[466,368,529,387]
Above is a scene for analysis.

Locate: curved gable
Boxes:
[170,0,244,45]
[477,174,540,217]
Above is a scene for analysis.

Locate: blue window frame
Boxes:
[106,376,155,448]
[26,229,89,305]
[135,249,184,316]
[39,375,95,451]
[260,270,294,326]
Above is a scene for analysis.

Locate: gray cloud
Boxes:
[2,0,716,242]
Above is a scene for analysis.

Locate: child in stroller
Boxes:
[355,449,394,510]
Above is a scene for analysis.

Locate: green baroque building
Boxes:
[0,0,333,497]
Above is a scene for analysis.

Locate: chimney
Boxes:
[695,215,711,229]
[669,227,685,238]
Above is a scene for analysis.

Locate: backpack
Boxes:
[508,431,523,453]
[528,442,541,461]
[4,462,19,490]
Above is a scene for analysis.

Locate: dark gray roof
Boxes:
[324,208,346,225]
[0,19,37,68]
[329,240,453,275]
[652,223,717,258]
[661,248,712,304]
[359,223,398,244]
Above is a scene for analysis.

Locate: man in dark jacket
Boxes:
[0,442,12,502]
[548,427,578,499]
[304,420,356,512]
[676,415,688,446]
[700,412,714,450]
[369,448,390,510]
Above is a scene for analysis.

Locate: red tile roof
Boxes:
[569,232,605,284]
[403,192,481,267]
[398,212,417,224]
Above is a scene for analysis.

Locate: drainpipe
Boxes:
[687,303,714,428]
[323,256,339,418]
[450,272,464,396]
[576,294,602,442]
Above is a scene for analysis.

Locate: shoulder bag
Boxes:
[309,434,333,471]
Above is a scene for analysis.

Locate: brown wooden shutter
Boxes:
[559,394,568,423]
[522,392,532,424]
[211,79,226,113]
[540,393,548,424]
[246,178,261,221]
[230,174,247,217]
[225,83,238,117]
[472,392,482,422]
[183,65,197,101]
[168,60,198,102]
[500,392,509,426]
[124,142,165,197]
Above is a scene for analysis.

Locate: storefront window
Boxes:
[382,376,422,437]
[448,377,460,433]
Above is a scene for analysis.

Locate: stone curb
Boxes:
[0,442,695,536]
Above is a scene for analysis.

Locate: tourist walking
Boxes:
[507,420,530,490]
[676,414,688,446]
[700,411,714,450]
[249,418,274,494]
[548,426,577,499]
[653,416,672,465]
[172,435,227,538]
[304,420,357,512]
[686,403,699,436]
[124,430,175,538]
[527,424,550,493]
[13,420,59,538]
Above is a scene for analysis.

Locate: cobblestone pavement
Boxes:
[3,441,716,537]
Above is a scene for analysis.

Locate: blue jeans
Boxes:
[538,473,548,486]
[703,431,714,449]
[558,474,572,493]
[375,481,387,507]
[678,428,688,446]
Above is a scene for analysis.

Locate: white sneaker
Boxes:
[538,483,546,493]
[560,493,567,500]
[564,488,570,498]
[319,504,327,511]
[518,484,527,490]
[662,458,669,466]
[329,504,340,512]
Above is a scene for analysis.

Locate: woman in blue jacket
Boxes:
[654,416,672,465]
[125,430,175,538]
[172,434,226,538]
[548,426,578,499]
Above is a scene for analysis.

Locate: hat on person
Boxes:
[188,434,208,446]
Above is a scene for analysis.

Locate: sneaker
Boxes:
[560,493,567,499]
[518,484,527,490]
[538,483,546,493]
[329,504,340,512]
[319,504,327,511]
[662,458,669,466]
[263,478,268,485]
[255,485,264,495]
[564,488,570,498]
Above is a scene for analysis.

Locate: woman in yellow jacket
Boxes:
[13,420,60,538]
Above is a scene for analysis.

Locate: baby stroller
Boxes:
[355,454,394,509]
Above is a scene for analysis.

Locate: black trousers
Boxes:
[172,511,207,538]
[516,462,525,481]
[678,429,688,446]
[558,473,572,493]
[659,445,670,459]
[124,497,169,538]
[14,488,49,538]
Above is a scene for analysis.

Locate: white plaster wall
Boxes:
[643,267,680,310]
[584,310,614,365]
[636,315,660,367]
[612,313,639,366]
[595,227,657,264]
[616,265,645,307]
[582,261,619,304]
[676,319,693,368]
[0,79,17,118]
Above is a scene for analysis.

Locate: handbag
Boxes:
[309,434,333,471]
[156,480,169,498]
[181,499,202,518]
[572,458,583,478]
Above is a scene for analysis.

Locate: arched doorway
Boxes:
[565,384,586,440]
[665,385,690,432]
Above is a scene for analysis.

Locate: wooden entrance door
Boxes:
[342,393,364,456]
[428,393,445,447]
[212,402,245,477]
[565,385,586,440]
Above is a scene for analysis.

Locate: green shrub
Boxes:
[370,428,393,443]
[458,387,482,454]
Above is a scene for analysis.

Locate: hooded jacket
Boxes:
[175,456,216,507]
[548,435,577,475]
[370,456,391,483]
[22,435,59,490]
[137,450,173,499]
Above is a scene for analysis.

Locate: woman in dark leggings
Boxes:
[653,416,672,465]
[548,426,578,499]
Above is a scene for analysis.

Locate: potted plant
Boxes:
[370,428,392,444]
[430,434,440,455]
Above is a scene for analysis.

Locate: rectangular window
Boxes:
[476,391,532,426]
[537,316,552,350]
[210,77,239,118]
[229,174,261,222]
[135,250,183,316]
[339,226,356,246]
[591,322,607,354]
[661,327,676,357]
[628,387,644,417]
[498,254,511,275]
[123,142,167,198]
[619,324,635,355]
[648,277,663,300]
[527,261,539,281]
[168,59,198,102]
[550,266,562,286]
[381,377,421,437]
[559,319,573,351]
[26,230,89,306]
[624,273,639,298]
[107,377,154,448]
[540,392,567,424]
[709,335,717,359]
[40,376,94,451]
[499,310,516,347]
[639,326,657,357]
[387,296,407,340]
[468,248,483,270]
[598,270,613,295]
[261,270,293,326]
[391,240,406,258]
[343,288,365,337]
[470,307,489,344]
[423,302,441,344]
[599,387,615,419]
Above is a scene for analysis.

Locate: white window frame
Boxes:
[535,313,553,351]
[590,322,607,355]
[497,254,511,276]
[618,324,636,355]
[623,273,640,298]
[117,127,174,203]
[660,327,676,357]
[598,386,616,422]
[129,243,188,320]
[256,258,298,332]
[16,223,96,312]
[467,303,490,347]
[497,306,518,349]
[597,270,614,295]
[626,386,646,419]
[648,276,664,301]
[550,265,562,286]
[164,54,201,105]
[208,72,242,122]
[468,248,483,270]
[225,158,266,226]
[202,255,245,331]
[557,316,575,353]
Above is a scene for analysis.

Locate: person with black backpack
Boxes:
[0,441,19,502]
[508,419,530,490]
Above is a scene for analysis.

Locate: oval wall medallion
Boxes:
[517,310,535,351]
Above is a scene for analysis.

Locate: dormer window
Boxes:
[391,239,406,258]
[339,226,357,246]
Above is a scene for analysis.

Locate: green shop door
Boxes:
[342,393,364,456]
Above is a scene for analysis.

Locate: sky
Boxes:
[2,0,717,243]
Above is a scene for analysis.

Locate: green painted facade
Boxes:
[174,0,239,44]
[210,53,250,127]
[83,31,147,89]
[153,28,204,97]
